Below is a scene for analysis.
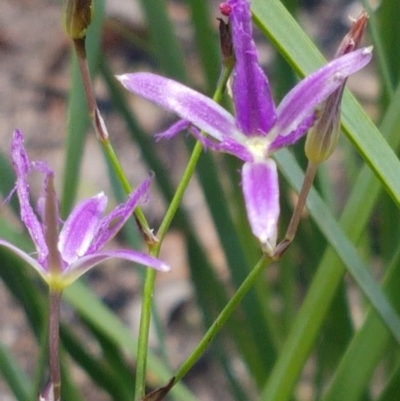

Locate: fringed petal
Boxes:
[87,176,151,254]
[11,130,48,263]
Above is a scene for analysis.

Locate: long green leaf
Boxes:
[377,360,400,401]
[377,0,400,95]
[360,0,394,100]
[60,326,132,401]
[137,0,187,82]
[322,247,400,401]
[0,342,32,401]
[185,0,221,91]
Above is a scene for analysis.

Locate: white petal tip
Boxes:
[95,191,106,199]
[115,74,126,83]
[364,46,373,54]
[159,263,171,272]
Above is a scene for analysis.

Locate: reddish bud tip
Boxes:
[219,3,232,16]
[335,10,368,57]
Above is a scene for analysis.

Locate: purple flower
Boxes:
[0,130,169,289]
[117,0,372,253]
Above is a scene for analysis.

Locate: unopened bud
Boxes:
[305,93,342,164]
[305,10,368,164]
[62,0,94,40]
[335,11,368,57]
[218,17,235,68]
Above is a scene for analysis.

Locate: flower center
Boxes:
[246,137,271,161]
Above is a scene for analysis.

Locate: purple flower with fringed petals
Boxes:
[117,0,372,252]
[0,130,169,289]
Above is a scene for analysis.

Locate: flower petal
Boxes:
[187,123,253,161]
[218,138,253,161]
[0,239,48,281]
[271,47,372,140]
[11,130,48,263]
[227,0,277,136]
[58,193,108,264]
[242,160,279,253]
[269,114,316,151]
[62,249,170,286]
[156,120,191,141]
[117,72,241,143]
[87,176,151,254]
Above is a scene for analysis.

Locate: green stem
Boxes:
[134,64,233,400]
[72,38,156,243]
[134,268,157,401]
[101,137,132,194]
[49,290,62,401]
[133,140,204,400]
[157,142,203,243]
[100,139,152,242]
[174,256,271,384]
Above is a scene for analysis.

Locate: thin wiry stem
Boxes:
[48,290,62,401]
[173,256,270,385]
[273,162,318,259]
[134,63,234,401]
[72,38,157,244]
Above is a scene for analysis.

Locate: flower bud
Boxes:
[62,0,94,40]
[305,93,342,163]
[305,11,368,164]
[218,17,235,68]
[335,11,368,57]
